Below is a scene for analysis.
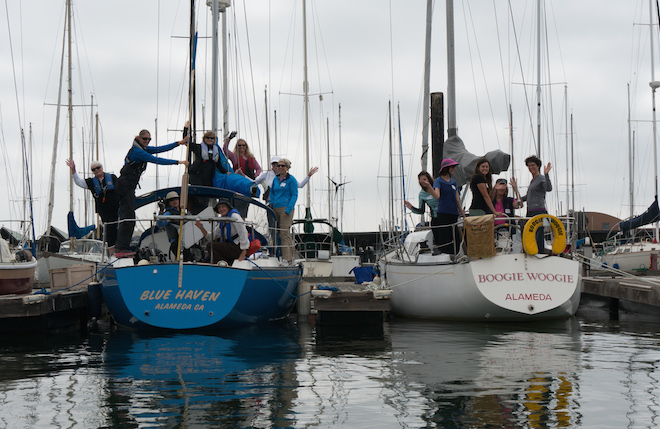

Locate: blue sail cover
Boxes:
[620,198,660,232]
[67,211,96,238]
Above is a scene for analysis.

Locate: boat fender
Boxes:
[522,214,566,255]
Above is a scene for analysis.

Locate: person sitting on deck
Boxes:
[195,198,249,265]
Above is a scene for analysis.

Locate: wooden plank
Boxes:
[313,291,391,312]
[582,277,660,307]
[0,290,88,319]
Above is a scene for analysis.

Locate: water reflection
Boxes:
[2,318,660,427]
[102,323,302,427]
[388,319,583,428]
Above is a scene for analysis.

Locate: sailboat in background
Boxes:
[379,0,581,321]
[0,133,37,295]
[36,0,106,284]
[288,0,360,278]
[600,0,660,273]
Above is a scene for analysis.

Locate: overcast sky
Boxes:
[0,0,656,238]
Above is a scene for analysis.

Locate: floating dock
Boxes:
[581,276,660,320]
[298,278,392,325]
[0,284,91,333]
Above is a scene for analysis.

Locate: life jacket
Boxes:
[120,141,148,187]
[220,208,241,244]
[164,207,181,243]
[90,174,115,199]
[492,196,516,217]
[241,157,257,179]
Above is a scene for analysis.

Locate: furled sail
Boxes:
[620,197,660,232]
[443,135,511,187]
[67,212,95,239]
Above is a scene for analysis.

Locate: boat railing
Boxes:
[384,214,578,261]
[101,214,273,263]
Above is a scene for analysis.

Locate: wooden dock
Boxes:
[581,275,660,320]
[0,284,92,333]
[298,278,392,325]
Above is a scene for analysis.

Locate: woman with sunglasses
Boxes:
[65,158,119,251]
[114,129,189,257]
[270,158,298,264]
[223,137,262,180]
[189,127,236,187]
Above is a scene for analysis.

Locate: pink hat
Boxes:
[439,158,459,172]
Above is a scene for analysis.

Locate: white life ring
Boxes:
[522,214,567,255]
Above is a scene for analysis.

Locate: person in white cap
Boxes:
[156,191,182,245]
[65,158,119,252]
[253,155,318,205]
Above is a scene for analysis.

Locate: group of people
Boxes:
[67,124,317,263]
[405,155,552,255]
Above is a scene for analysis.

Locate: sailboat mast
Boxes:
[421,0,433,171]
[650,0,659,240]
[67,0,73,213]
[536,0,542,157]
[45,8,67,239]
[388,101,394,238]
[446,0,457,137]
[628,84,634,219]
[326,117,331,223]
[211,0,219,135]
[338,103,344,232]
[265,87,271,164]
[222,5,229,137]
[302,0,311,209]
[564,85,569,218]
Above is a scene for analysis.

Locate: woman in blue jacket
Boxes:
[270,158,298,264]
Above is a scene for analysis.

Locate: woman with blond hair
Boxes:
[223,137,262,180]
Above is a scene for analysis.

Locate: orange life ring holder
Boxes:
[522,214,567,255]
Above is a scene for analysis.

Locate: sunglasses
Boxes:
[237,144,246,147]
[91,166,102,171]
[205,136,215,140]
[142,136,151,141]
[277,164,287,167]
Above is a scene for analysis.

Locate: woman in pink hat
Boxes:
[423,158,465,255]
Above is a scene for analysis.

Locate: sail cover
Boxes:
[620,197,660,232]
[443,134,511,188]
[67,211,96,239]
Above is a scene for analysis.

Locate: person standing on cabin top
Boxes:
[424,159,465,255]
[65,159,119,252]
[186,121,234,187]
[114,129,189,257]
[270,158,298,264]
[195,198,249,265]
[253,155,318,205]
[224,137,262,180]
[468,158,503,217]
[518,155,552,253]
[405,171,440,226]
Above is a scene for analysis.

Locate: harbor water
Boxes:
[1,312,660,428]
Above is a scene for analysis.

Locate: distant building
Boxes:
[577,211,654,244]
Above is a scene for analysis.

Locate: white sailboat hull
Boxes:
[383,253,581,321]
[600,242,660,272]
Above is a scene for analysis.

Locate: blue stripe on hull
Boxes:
[100,263,302,330]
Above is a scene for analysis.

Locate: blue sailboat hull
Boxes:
[99,262,303,330]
